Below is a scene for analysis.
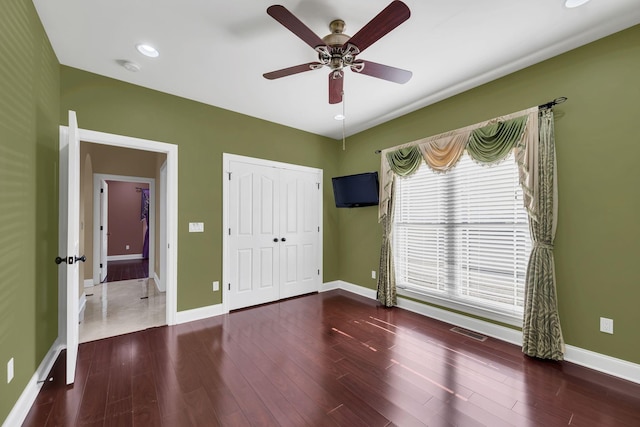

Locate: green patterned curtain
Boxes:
[386,146,423,176]
[467,115,528,164]
[377,179,397,307]
[522,109,564,360]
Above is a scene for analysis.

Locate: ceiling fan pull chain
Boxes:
[342,91,346,151]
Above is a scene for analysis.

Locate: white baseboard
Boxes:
[327,280,640,385]
[175,304,225,325]
[2,339,63,427]
[153,272,165,292]
[107,254,143,261]
[83,279,94,288]
[321,280,377,299]
[565,345,640,384]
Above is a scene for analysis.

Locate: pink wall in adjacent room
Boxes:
[107,181,149,256]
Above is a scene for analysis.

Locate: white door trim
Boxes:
[222,153,323,313]
[62,127,178,326]
[92,174,156,286]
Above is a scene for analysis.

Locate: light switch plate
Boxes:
[7,358,14,383]
[189,222,204,233]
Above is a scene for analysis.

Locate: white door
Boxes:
[279,169,320,299]
[228,161,280,310]
[227,158,321,310]
[99,179,108,282]
[58,110,81,385]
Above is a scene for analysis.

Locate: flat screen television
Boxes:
[332,172,379,208]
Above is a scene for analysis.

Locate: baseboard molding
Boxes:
[83,279,94,288]
[564,345,640,384]
[153,272,165,292]
[107,254,143,261]
[396,294,523,346]
[321,280,377,299]
[175,303,225,325]
[329,280,640,385]
[2,339,63,427]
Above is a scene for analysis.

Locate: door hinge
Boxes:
[228,283,231,291]
[100,263,103,268]
[316,183,320,189]
[228,228,231,235]
[100,188,104,193]
[100,226,103,231]
[317,226,320,232]
[318,269,320,275]
[227,171,232,180]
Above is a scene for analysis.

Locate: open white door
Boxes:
[58,110,81,385]
[99,179,109,282]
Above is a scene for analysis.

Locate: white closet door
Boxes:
[228,161,280,310]
[279,168,320,299]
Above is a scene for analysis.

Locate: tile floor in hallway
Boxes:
[79,278,166,343]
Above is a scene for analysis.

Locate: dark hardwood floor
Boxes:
[105,259,149,282]
[23,290,640,426]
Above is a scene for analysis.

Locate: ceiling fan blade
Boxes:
[345,1,410,54]
[329,71,344,104]
[351,60,412,84]
[267,5,325,49]
[263,62,323,80]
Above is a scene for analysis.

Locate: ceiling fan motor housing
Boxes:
[319,20,356,70]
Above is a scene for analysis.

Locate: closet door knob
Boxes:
[281,237,286,242]
[273,238,278,242]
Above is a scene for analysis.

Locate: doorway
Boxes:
[59,125,178,348]
[91,174,156,285]
[79,173,161,343]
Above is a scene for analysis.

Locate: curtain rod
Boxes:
[374,96,567,154]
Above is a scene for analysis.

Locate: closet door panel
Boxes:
[228,161,279,310]
[279,169,320,299]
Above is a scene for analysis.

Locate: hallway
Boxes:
[79,277,165,343]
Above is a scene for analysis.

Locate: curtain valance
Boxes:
[379,107,539,222]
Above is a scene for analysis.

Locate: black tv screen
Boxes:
[332,172,379,208]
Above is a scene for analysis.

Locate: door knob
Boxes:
[273,238,278,242]
[281,237,286,242]
[55,256,70,265]
[75,255,87,263]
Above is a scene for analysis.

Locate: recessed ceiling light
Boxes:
[334,114,345,121]
[136,44,159,58]
[122,61,141,72]
[564,0,590,8]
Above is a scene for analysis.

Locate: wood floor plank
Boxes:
[21,290,640,427]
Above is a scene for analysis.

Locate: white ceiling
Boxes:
[33,0,640,140]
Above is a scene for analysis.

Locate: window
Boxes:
[393,152,531,323]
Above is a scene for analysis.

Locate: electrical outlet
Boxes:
[125,244,130,250]
[7,358,14,383]
[213,281,219,291]
[371,270,376,280]
[600,317,614,334]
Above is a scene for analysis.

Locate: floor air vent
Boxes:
[450,327,487,342]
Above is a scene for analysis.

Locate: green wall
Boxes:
[337,25,640,364]
[0,0,60,421]
[59,67,341,311]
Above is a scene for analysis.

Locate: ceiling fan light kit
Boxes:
[263,1,412,104]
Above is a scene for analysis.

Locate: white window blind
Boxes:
[393,152,531,321]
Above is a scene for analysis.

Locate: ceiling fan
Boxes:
[263,1,412,104]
